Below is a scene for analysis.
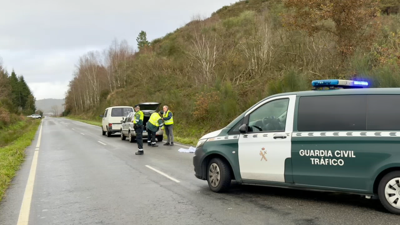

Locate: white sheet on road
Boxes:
[178,146,196,153]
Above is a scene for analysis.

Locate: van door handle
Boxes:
[273,134,287,139]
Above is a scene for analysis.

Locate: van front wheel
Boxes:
[378,171,400,214]
[207,158,231,193]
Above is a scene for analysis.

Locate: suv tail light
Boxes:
[108,123,112,128]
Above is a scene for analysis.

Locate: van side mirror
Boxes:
[239,124,248,134]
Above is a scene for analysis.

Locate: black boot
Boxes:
[151,144,159,147]
[163,142,170,146]
[135,151,144,155]
[147,142,151,146]
[170,142,174,146]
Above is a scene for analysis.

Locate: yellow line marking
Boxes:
[17,123,43,225]
[145,165,180,183]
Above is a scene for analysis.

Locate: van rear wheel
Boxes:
[102,128,106,136]
[378,171,400,214]
[207,158,231,193]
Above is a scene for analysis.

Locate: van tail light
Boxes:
[109,123,112,128]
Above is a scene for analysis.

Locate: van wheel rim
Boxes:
[385,178,400,209]
[209,163,221,187]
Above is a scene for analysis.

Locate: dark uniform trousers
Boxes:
[147,129,157,144]
[134,125,143,150]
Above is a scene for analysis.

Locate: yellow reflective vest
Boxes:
[163,110,174,125]
[149,112,162,127]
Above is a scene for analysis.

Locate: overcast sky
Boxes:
[0,0,237,100]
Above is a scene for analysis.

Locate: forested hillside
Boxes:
[64,0,400,140]
[0,65,36,128]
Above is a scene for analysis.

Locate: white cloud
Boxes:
[0,0,238,100]
[29,82,69,100]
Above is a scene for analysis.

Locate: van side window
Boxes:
[248,98,289,133]
[367,95,400,130]
[297,95,366,131]
[111,108,133,117]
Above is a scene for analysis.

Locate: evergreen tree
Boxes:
[136,31,150,51]
[18,76,32,110]
[8,70,20,112]
[24,94,36,115]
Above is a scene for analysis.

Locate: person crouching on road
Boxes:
[146,111,164,147]
[162,105,174,146]
[134,105,145,155]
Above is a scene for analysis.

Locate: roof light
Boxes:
[312,79,369,89]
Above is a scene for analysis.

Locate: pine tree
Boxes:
[136,31,150,51]
[8,70,21,112]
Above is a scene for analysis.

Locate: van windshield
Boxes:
[111,108,133,117]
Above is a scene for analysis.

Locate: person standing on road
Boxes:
[133,105,145,155]
[146,111,164,147]
[162,105,174,146]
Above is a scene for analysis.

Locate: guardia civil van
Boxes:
[193,79,400,214]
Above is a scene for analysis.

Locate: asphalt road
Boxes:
[0,117,399,225]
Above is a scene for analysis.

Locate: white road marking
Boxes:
[80,133,85,136]
[98,141,107,146]
[145,165,180,183]
[17,122,43,225]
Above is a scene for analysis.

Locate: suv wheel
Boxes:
[378,171,400,214]
[121,130,126,140]
[156,135,163,142]
[129,132,135,143]
[207,158,231,193]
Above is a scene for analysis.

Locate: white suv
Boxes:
[101,106,134,137]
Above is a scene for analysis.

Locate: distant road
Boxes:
[0,117,399,225]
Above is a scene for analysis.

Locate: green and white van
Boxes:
[193,79,400,214]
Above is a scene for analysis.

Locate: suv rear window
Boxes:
[139,103,160,111]
[111,108,133,117]
[297,95,367,131]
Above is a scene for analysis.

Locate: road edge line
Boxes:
[17,122,43,225]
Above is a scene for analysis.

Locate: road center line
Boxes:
[145,165,180,183]
[17,122,43,225]
[98,141,107,146]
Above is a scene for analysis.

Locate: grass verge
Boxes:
[0,119,41,202]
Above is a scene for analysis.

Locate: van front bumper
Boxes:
[193,146,206,180]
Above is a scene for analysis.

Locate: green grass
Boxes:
[0,119,40,201]
[66,116,102,127]
[174,136,198,146]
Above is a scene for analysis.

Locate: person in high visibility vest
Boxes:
[146,111,164,147]
[162,105,174,146]
[133,105,145,155]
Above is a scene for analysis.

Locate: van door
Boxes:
[238,95,296,183]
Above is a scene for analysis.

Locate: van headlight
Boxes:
[196,139,207,148]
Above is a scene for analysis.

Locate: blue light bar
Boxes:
[312,79,369,88]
